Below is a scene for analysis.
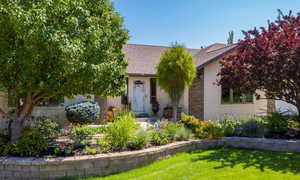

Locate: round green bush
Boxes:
[65,101,100,124]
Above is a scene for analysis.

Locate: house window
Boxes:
[221,87,253,104]
[150,78,157,104]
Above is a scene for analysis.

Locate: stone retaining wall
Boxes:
[1,137,300,180]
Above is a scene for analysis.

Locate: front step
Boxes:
[134,112,149,118]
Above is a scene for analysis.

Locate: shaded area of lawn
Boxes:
[61,148,300,180]
[193,148,300,174]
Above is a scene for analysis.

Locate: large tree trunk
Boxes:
[10,118,24,141]
[8,100,34,141]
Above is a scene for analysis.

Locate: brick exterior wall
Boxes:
[189,68,204,119]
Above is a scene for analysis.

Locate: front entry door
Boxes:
[132,80,146,113]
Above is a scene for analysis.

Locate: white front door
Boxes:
[132,80,146,113]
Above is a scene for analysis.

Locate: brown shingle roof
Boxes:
[194,43,238,68]
[123,43,237,76]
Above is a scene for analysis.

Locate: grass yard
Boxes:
[62,148,300,180]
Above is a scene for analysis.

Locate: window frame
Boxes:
[221,87,254,104]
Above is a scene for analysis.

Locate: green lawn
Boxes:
[64,148,300,180]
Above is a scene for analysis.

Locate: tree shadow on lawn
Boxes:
[191,148,300,174]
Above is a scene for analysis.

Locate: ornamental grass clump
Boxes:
[174,126,194,141]
[104,112,137,150]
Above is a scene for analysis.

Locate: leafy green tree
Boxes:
[156,45,196,121]
[0,0,128,140]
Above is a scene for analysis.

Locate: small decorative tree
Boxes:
[218,10,300,121]
[0,0,128,140]
[156,44,196,121]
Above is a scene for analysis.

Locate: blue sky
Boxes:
[114,0,300,49]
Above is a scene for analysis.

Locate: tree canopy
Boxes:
[0,0,128,139]
[218,10,300,117]
[156,44,196,120]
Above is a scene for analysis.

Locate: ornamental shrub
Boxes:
[150,130,169,146]
[164,122,180,141]
[195,120,224,139]
[65,101,100,125]
[218,116,241,136]
[2,119,59,157]
[36,119,60,143]
[97,139,111,153]
[174,125,193,141]
[85,146,99,155]
[128,130,149,150]
[264,112,289,133]
[69,126,95,148]
[3,128,48,157]
[240,117,266,138]
[0,134,10,156]
[179,113,200,133]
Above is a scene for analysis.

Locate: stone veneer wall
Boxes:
[189,68,204,120]
[1,137,300,180]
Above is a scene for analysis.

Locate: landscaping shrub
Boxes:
[164,122,179,141]
[179,113,200,133]
[3,128,48,157]
[286,120,300,138]
[1,119,59,157]
[36,119,60,143]
[174,125,193,141]
[65,101,100,124]
[104,112,137,150]
[85,146,99,155]
[53,143,74,156]
[0,134,10,156]
[264,112,289,133]
[240,117,266,138]
[128,130,149,150]
[195,120,224,139]
[218,116,241,136]
[180,113,223,139]
[150,130,169,146]
[97,139,111,153]
[69,126,95,148]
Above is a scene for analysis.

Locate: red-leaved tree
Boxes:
[218,10,300,120]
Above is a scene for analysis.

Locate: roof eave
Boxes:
[127,73,156,77]
[197,45,238,70]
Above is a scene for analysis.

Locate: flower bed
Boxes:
[1,138,300,180]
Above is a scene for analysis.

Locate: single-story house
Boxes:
[0,43,295,127]
[98,43,277,120]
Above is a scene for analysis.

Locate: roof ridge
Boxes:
[205,43,237,54]
[126,43,200,50]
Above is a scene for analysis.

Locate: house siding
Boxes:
[189,68,204,120]
[203,59,268,120]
